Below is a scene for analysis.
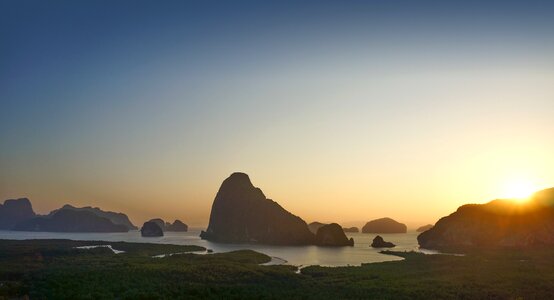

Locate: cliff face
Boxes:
[0,198,35,229]
[13,209,128,232]
[200,173,315,245]
[362,218,407,234]
[418,188,554,250]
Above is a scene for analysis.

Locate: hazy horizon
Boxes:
[2,0,554,228]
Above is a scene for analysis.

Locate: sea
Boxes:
[0,229,434,267]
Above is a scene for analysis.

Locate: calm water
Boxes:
[0,229,427,266]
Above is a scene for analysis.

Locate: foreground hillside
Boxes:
[1,239,554,299]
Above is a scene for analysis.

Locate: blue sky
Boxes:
[1,0,554,226]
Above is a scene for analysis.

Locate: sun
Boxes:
[501,179,536,201]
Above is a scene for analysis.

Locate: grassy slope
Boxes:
[1,239,554,299]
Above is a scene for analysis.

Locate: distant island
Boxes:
[362,217,407,234]
[416,224,434,232]
[342,226,359,233]
[147,218,188,232]
[200,172,353,246]
[418,188,554,250]
[0,198,137,233]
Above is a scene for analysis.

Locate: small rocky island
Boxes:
[418,187,554,250]
[315,223,354,246]
[200,172,315,245]
[148,218,188,232]
[141,221,164,237]
[371,235,395,248]
[416,224,434,232]
[362,217,407,233]
[342,226,359,233]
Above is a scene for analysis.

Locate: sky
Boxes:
[1,0,554,228]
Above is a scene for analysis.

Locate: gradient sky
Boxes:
[1,0,554,228]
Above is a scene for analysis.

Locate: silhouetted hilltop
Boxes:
[418,187,554,250]
[343,226,359,233]
[315,223,354,246]
[13,209,128,232]
[50,204,137,230]
[147,218,188,232]
[200,172,315,245]
[416,224,434,232]
[0,198,35,229]
[141,221,164,237]
[362,218,407,233]
[308,222,327,234]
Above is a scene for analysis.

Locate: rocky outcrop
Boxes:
[418,187,554,250]
[141,221,164,237]
[315,223,354,246]
[50,204,137,230]
[147,218,188,232]
[371,235,395,248]
[0,198,35,229]
[343,227,359,233]
[362,218,407,233]
[13,209,128,232]
[166,220,188,231]
[200,172,315,245]
[416,224,434,232]
[308,222,327,234]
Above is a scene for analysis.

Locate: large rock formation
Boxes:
[141,221,164,237]
[13,209,128,232]
[147,218,188,232]
[50,204,137,230]
[0,198,35,229]
[200,172,315,245]
[343,226,359,233]
[418,187,554,250]
[416,224,434,232]
[362,218,407,233]
[308,222,327,234]
[371,235,395,248]
[315,223,354,246]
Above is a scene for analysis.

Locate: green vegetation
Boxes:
[1,239,554,299]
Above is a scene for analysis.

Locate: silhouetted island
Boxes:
[418,187,554,250]
[315,223,354,246]
[0,198,35,229]
[50,204,137,230]
[147,218,188,232]
[200,172,315,245]
[371,235,395,248]
[416,224,434,232]
[342,226,359,233]
[362,217,407,233]
[141,221,164,237]
[308,222,327,234]
[14,209,128,232]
